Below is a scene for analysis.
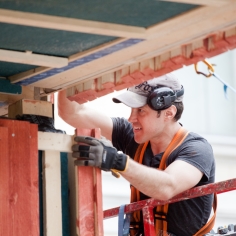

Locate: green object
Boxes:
[0,78,22,94]
[60,153,70,236]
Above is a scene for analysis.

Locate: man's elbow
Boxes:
[57,91,75,122]
[153,192,173,201]
[58,109,66,121]
[152,185,178,201]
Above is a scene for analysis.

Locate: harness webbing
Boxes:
[130,127,217,235]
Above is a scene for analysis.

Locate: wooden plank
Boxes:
[38,131,74,152]
[42,150,63,236]
[75,128,103,236]
[8,99,53,118]
[9,66,50,84]
[29,121,40,235]
[0,9,146,38]
[146,6,220,37]
[90,129,103,236]
[9,39,126,85]
[68,38,127,62]
[0,119,39,236]
[159,0,231,7]
[0,49,68,68]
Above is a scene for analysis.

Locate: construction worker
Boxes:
[58,73,215,236]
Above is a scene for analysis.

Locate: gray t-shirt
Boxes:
[111,117,215,236]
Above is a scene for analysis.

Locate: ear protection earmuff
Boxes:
[147,86,184,111]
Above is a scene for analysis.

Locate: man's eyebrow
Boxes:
[138,105,147,109]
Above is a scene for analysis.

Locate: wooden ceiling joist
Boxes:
[0,49,68,68]
[160,0,234,7]
[0,9,146,39]
[8,38,128,84]
[146,3,236,38]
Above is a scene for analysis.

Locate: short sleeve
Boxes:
[111,117,139,158]
[168,132,215,184]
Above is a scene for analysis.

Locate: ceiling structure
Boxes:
[1,0,236,115]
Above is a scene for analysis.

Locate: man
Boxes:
[58,73,215,236]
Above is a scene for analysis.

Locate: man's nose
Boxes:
[128,109,137,123]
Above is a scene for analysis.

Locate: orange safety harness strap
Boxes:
[194,193,217,236]
[130,127,217,235]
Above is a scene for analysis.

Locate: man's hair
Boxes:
[173,101,184,121]
[157,102,184,121]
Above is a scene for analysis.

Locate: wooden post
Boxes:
[75,128,104,236]
[42,150,63,236]
[0,119,39,236]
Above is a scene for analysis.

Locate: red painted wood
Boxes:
[0,119,39,236]
[0,126,11,235]
[75,128,104,236]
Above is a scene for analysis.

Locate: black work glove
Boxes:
[72,136,129,175]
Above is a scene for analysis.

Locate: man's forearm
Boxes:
[121,158,203,201]
[120,158,175,201]
[57,90,113,139]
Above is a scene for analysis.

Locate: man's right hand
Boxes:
[72,136,129,174]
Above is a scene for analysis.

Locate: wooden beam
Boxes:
[9,67,50,84]
[38,131,74,152]
[9,38,126,85]
[8,99,53,119]
[0,9,146,39]
[42,150,63,236]
[0,49,68,68]
[145,5,232,38]
[159,0,232,7]
[69,38,128,62]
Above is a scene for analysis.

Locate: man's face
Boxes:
[128,104,165,144]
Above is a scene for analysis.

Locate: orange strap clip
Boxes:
[194,60,215,78]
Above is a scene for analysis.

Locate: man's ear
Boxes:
[164,105,177,120]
